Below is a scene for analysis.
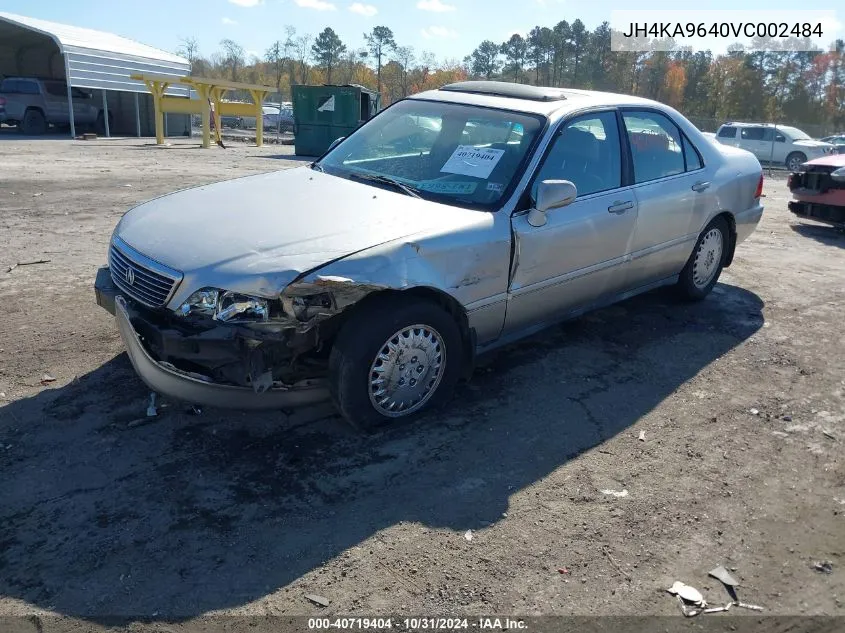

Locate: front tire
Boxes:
[676,217,729,301]
[329,296,463,431]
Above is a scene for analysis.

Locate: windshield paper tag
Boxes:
[440,145,505,179]
[418,181,477,195]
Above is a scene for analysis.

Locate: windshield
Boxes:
[316,99,545,210]
[778,126,811,141]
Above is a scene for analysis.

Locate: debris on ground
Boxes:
[557,567,569,574]
[709,565,739,587]
[146,392,158,417]
[7,259,51,273]
[305,594,330,607]
[638,430,646,441]
[822,430,836,441]
[734,601,764,611]
[40,374,56,385]
[813,560,834,574]
[667,581,705,606]
[703,603,732,613]
[602,546,631,581]
[187,405,203,416]
[601,489,629,498]
[749,408,760,415]
[464,530,473,542]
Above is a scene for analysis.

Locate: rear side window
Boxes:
[740,127,765,141]
[717,126,736,138]
[622,111,685,183]
[682,136,703,170]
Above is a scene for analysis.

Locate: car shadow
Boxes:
[790,222,845,247]
[0,283,764,621]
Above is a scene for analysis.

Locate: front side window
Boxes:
[532,111,621,199]
[622,111,685,183]
[317,100,545,209]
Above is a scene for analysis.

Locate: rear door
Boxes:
[42,81,70,123]
[621,109,716,286]
[738,126,768,161]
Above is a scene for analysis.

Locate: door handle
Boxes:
[691,181,711,192]
[607,200,634,214]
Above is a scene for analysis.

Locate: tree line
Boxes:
[176,20,844,134]
[175,26,466,106]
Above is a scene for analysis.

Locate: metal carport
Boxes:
[0,12,189,137]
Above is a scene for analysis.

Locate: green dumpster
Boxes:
[292,84,380,156]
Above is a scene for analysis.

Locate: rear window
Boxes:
[717,126,736,138]
[1,79,21,93]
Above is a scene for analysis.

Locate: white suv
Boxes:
[713,122,835,171]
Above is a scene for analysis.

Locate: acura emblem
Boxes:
[125,266,135,286]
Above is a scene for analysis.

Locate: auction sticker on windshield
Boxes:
[440,145,505,179]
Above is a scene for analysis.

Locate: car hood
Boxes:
[115,167,489,297]
[793,140,834,150]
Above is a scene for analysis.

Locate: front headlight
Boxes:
[176,287,269,323]
[831,167,845,182]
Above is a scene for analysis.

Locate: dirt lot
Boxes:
[0,135,843,625]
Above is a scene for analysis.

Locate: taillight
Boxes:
[754,174,764,199]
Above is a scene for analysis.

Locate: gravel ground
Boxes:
[0,135,843,627]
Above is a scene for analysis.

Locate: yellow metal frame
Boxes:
[130,73,273,148]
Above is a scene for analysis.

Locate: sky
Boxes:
[1,0,842,65]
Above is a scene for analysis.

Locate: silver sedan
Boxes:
[94,81,764,429]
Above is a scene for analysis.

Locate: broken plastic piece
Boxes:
[709,565,739,587]
[305,594,329,607]
[146,392,157,417]
[464,529,473,542]
[601,489,629,498]
[734,601,764,611]
[668,581,706,606]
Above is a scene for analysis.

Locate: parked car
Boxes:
[820,134,845,154]
[94,81,764,429]
[787,153,845,228]
[713,122,836,171]
[220,115,243,129]
[262,105,294,132]
[0,76,111,135]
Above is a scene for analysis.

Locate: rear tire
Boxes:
[20,109,47,135]
[675,217,729,301]
[328,296,463,431]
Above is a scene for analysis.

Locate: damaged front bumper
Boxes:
[95,266,330,410]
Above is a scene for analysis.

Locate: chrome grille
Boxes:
[109,238,182,308]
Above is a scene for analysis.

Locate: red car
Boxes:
[788,154,845,228]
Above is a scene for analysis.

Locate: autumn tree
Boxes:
[364,26,396,94]
[312,27,347,84]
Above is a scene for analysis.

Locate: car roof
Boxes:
[410,82,667,117]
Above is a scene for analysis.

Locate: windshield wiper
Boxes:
[311,162,324,172]
[349,172,422,198]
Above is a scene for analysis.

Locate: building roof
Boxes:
[0,12,190,94]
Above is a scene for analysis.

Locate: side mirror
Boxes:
[527,180,577,227]
[327,136,345,152]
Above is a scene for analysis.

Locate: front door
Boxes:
[505,110,638,335]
